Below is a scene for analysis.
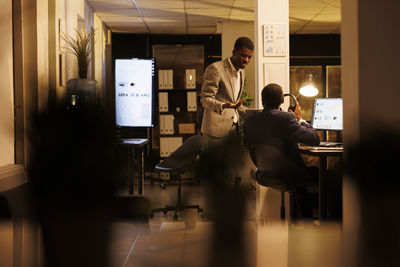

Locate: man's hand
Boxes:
[289,103,302,122]
[222,98,243,109]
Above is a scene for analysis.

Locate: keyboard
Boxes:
[318,141,342,147]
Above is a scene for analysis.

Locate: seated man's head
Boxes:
[262,83,284,109]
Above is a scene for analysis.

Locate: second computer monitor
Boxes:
[311,98,343,131]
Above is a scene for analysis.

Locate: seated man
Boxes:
[244,83,320,219]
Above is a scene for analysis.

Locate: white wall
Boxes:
[37,0,50,113]
[221,22,256,107]
[254,0,290,109]
[94,13,109,102]
[54,0,106,103]
[0,0,15,166]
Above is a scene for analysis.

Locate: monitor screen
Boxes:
[115,58,155,127]
[311,98,343,131]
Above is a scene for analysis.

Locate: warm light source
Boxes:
[299,74,318,97]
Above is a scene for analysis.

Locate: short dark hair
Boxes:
[261,83,284,108]
[234,37,254,51]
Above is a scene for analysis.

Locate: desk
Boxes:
[299,145,343,221]
[114,139,149,195]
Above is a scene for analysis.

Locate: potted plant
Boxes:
[61,28,97,106]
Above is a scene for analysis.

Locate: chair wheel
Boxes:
[160,183,166,189]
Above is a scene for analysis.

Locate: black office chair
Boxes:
[150,135,203,220]
[249,143,301,223]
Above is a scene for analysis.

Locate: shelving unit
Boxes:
[152,44,204,158]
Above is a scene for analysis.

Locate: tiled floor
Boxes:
[109,177,257,267]
[109,177,343,267]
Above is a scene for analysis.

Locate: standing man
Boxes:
[200,37,254,149]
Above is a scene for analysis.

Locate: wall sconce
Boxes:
[299,73,319,97]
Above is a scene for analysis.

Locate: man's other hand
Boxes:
[223,98,243,109]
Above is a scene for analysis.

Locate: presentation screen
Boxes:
[311,98,343,131]
[115,58,155,127]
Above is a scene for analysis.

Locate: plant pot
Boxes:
[66,78,97,106]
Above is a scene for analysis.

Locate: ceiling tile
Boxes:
[314,14,341,23]
[290,0,326,8]
[290,7,325,15]
[141,8,185,17]
[136,0,184,9]
[145,17,185,23]
[91,0,342,34]
[185,1,233,9]
[234,0,254,9]
[186,8,230,18]
[321,5,341,15]
[187,26,217,34]
[95,9,140,17]
[229,9,254,21]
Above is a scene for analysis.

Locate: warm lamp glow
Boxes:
[299,85,319,97]
[299,73,319,97]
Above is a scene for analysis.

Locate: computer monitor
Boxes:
[115,58,155,127]
[311,98,343,131]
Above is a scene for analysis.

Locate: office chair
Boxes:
[150,135,203,220]
[249,143,298,223]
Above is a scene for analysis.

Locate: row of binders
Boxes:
[158,69,173,89]
[158,69,196,90]
[160,137,182,157]
[159,115,174,135]
[159,91,197,112]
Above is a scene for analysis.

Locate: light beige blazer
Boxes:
[200,58,247,138]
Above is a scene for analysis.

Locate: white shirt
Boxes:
[228,58,241,123]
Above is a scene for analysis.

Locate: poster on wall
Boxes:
[263,24,286,57]
[115,58,155,127]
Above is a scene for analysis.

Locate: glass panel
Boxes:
[326,66,341,98]
[326,66,342,142]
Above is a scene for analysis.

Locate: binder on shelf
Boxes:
[185,69,196,89]
[160,137,168,157]
[159,137,182,157]
[187,91,197,111]
[170,137,182,156]
[159,92,168,112]
[164,115,174,135]
[158,70,164,89]
[167,69,173,89]
[159,115,166,134]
